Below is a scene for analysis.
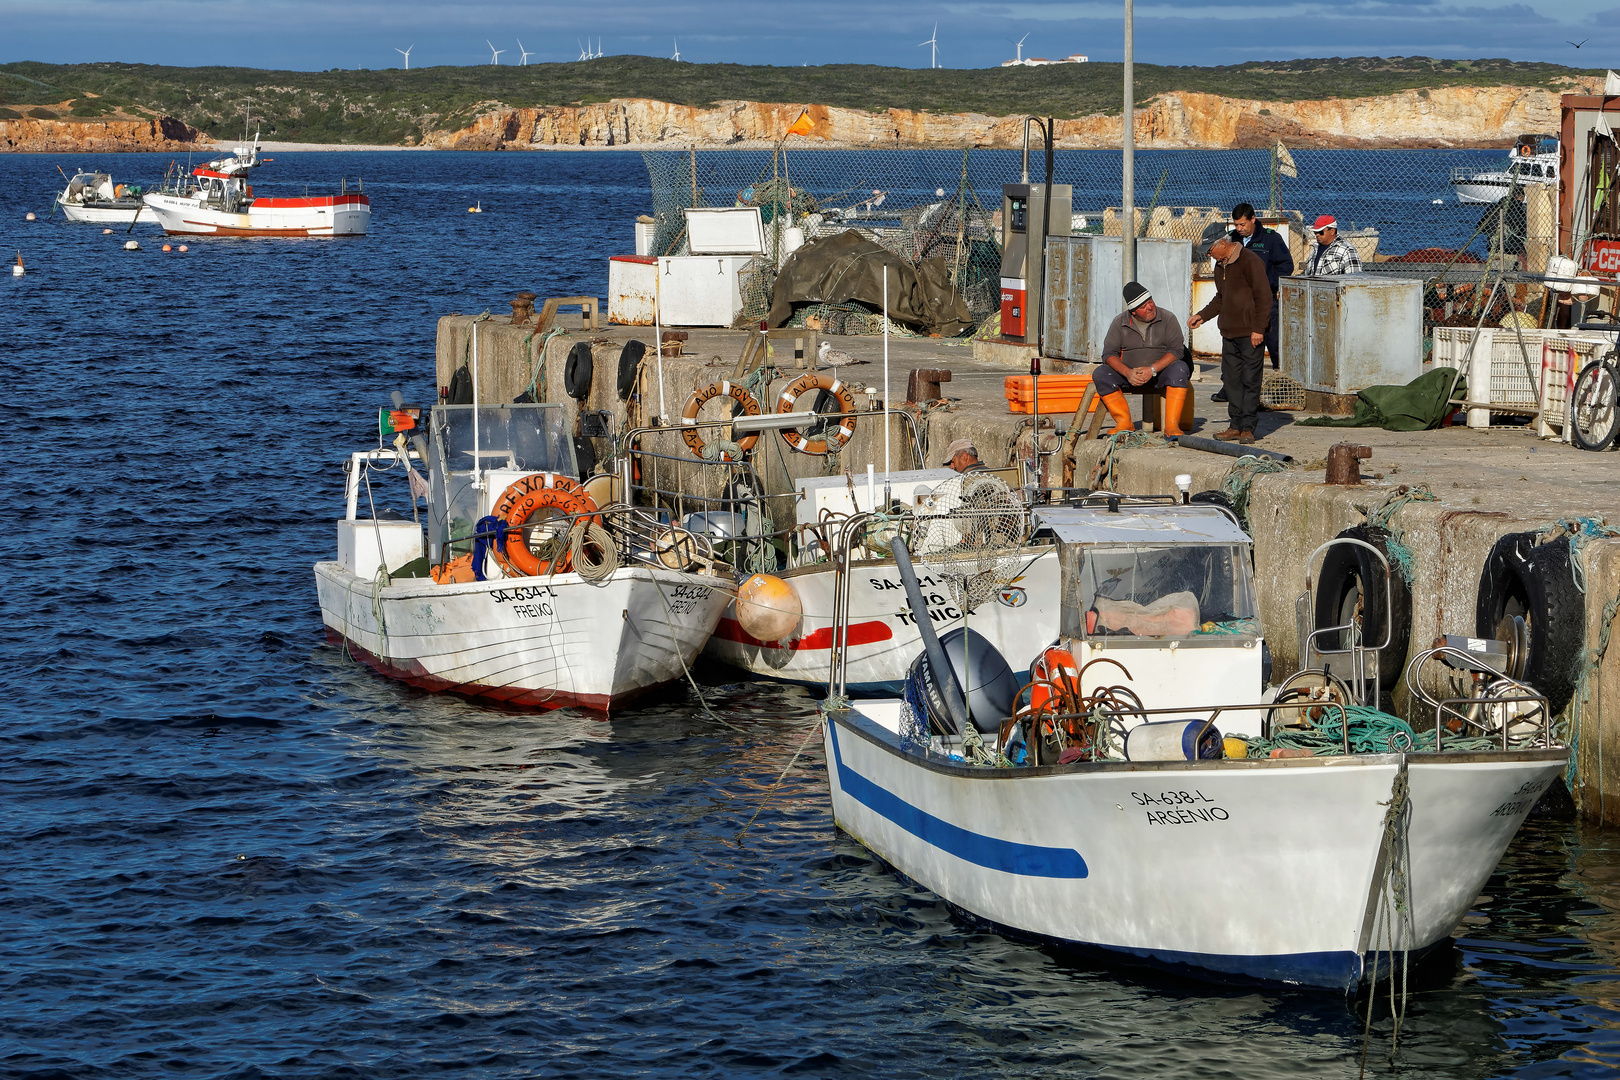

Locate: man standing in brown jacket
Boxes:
[1187,222,1272,444]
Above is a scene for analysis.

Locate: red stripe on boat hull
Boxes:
[324,628,663,713]
[712,617,893,651]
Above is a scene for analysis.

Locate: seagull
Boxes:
[819,340,867,367]
[1569,39,1588,48]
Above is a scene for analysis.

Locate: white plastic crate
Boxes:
[1430,327,1612,435]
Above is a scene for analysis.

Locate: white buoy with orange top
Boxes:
[11,250,22,277]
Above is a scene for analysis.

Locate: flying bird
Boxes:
[1569,39,1589,48]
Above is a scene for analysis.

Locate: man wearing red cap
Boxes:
[1306,215,1362,275]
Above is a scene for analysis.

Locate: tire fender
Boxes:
[1475,531,1584,714]
[564,341,594,401]
[617,340,646,401]
[1312,525,1413,693]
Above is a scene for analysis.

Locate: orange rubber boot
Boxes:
[1161,386,1189,437]
[1098,390,1135,435]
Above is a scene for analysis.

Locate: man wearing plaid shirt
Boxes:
[1305,215,1362,275]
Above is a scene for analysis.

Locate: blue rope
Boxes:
[470,515,508,582]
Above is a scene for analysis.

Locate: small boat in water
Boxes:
[821,495,1567,991]
[1451,133,1558,204]
[313,400,732,711]
[54,170,146,223]
[142,135,370,237]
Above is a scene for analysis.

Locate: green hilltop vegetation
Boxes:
[0,56,1597,145]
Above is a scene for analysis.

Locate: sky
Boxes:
[4,0,1620,71]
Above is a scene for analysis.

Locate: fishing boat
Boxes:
[821,495,1568,991]
[1451,134,1558,204]
[313,400,732,712]
[700,468,1060,694]
[142,135,370,237]
[54,170,145,223]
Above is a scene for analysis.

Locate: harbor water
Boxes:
[4,150,1620,1077]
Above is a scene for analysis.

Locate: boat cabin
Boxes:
[1034,502,1264,711]
[425,403,577,564]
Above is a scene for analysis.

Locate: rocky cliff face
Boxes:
[424,81,1597,151]
[0,116,204,152]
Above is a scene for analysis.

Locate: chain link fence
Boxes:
[643,145,1559,340]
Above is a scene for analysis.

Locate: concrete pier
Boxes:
[433,312,1620,824]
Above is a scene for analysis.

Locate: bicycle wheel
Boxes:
[1570,358,1620,452]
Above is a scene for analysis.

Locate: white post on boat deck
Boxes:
[867,463,875,511]
[883,268,891,476]
[471,319,483,493]
[1122,0,1136,283]
[655,263,667,424]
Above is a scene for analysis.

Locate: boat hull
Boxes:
[313,561,732,712]
[58,199,143,223]
[143,192,370,236]
[824,706,1567,990]
[1452,174,1555,205]
[704,547,1059,694]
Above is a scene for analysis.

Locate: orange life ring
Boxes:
[680,380,761,460]
[776,373,859,455]
[492,473,601,577]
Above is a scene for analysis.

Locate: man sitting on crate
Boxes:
[1092,281,1191,438]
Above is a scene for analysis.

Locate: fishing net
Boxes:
[908,472,1031,614]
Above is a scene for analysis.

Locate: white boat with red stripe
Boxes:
[141,134,370,237]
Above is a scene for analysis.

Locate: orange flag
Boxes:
[785,110,813,138]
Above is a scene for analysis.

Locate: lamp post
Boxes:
[1122,0,1136,283]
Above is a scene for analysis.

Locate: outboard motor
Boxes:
[905,626,1020,736]
[893,539,1018,736]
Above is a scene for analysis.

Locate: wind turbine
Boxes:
[577,39,590,61]
[517,39,535,65]
[671,37,681,62]
[395,44,413,69]
[1011,33,1028,65]
[595,38,604,59]
[487,40,505,65]
[919,23,938,69]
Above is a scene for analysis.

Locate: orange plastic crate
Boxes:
[1004,374,1098,414]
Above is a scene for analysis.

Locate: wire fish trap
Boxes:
[1261,370,1306,411]
[909,472,1031,614]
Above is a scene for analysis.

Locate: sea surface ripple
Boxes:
[3,150,1620,1078]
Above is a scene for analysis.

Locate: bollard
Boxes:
[905,368,952,403]
[1324,442,1372,485]
[509,291,537,325]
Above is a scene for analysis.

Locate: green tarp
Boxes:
[767,230,974,338]
[1296,367,1467,431]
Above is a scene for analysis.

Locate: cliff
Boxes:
[423,81,1596,151]
[0,115,204,152]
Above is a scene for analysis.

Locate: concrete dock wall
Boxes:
[434,313,1620,824]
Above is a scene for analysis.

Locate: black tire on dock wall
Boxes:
[564,341,594,400]
[617,340,646,400]
[1313,525,1413,692]
[1475,532,1584,715]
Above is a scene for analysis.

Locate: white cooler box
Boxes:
[656,206,766,328]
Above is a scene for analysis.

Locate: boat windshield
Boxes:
[1061,542,1258,640]
[427,404,576,561]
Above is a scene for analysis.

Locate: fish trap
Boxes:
[1261,371,1306,411]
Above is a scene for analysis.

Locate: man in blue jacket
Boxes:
[1230,201,1293,374]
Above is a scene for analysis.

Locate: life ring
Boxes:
[493,473,601,577]
[1313,525,1413,694]
[564,341,594,400]
[617,340,646,400]
[1475,531,1584,713]
[776,373,859,455]
[680,380,762,460]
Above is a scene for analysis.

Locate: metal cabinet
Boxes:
[1042,236,1194,362]
[1278,276,1423,395]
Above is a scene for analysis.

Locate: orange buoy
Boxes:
[735,574,802,642]
[178,245,188,252]
[162,244,172,252]
[102,229,113,235]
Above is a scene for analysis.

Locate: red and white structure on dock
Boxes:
[141,136,370,237]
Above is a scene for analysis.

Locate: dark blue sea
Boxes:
[3,149,1619,1078]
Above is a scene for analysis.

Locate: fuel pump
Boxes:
[999,173,1070,345]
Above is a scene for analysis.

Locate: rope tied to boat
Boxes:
[520,326,567,402]
[1363,484,1439,583]
[1219,454,1286,531]
[567,520,618,584]
[1359,767,1414,1078]
[1087,430,1172,492]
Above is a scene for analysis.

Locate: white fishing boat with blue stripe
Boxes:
[819,495,1568,991]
